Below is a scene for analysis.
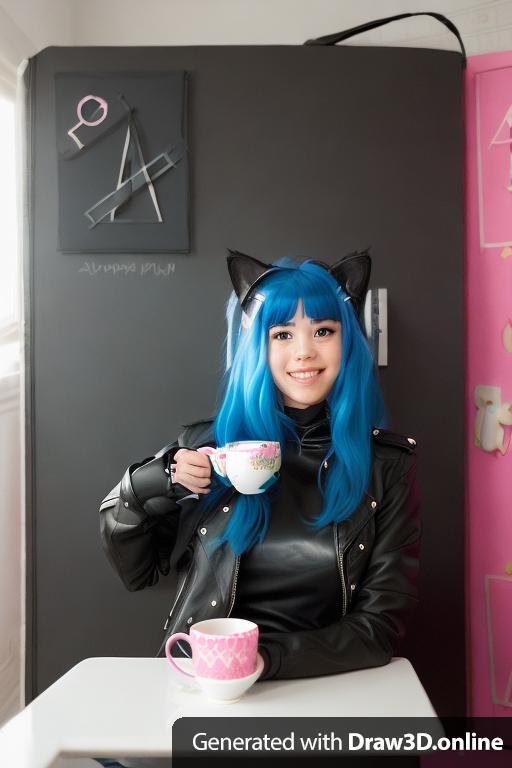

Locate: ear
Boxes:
[227,249,270,308]
[329,248,372,314]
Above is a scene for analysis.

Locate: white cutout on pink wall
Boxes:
[485,575,512,708]
[477,67,512,249]
[503,320,512,352]
[474,385,512,454]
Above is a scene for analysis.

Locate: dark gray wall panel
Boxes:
[27,45,464,716]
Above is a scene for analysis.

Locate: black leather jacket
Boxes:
[99,418,420,681]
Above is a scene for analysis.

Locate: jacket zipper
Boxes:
[333,524,347,616]
[163,565,192,631]
[334,512,376,617]
[226,555,241,617]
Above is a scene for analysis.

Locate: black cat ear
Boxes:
[226,247,372,318]
[328,248,372,316]
[226,249,272,309]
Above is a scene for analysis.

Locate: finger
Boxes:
[174,456,211,477]
[175,478,211,495]
[179,471,211,489]
[189,453,213,469]
[173,466,210,486]
[176,449,211,469]
[181,464,211,479]
[174,461,211,481]
[172,467,211,494]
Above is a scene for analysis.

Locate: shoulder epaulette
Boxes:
[154,419,214,457]
[178,418,216,449]
[181,416,215,429]
[371,427,417,452]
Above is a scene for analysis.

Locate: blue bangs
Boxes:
[259,260,343,333]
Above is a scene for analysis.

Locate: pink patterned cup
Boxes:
[165,618,259,683]
[198,441,281,494]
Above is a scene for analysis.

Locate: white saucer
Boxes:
[171,652,265,703]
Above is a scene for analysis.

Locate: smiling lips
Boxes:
[288,369,324,381]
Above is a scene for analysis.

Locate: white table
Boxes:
[0,657,437,767]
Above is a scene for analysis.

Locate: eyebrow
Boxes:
[271,318,338,328]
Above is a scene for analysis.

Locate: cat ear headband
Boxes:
[226,248,372,327]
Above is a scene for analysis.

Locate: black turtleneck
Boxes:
[232,400,342,633]
[284,400,326,426]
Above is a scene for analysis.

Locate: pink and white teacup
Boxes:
[165,618,262,702]
[198,440,281,494]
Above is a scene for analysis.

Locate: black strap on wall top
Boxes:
[304,12,467,68]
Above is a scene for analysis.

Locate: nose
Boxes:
[293,335,316,360]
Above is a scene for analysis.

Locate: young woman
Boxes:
[99,249,420,683]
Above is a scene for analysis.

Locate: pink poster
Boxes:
[467,52,512,717]
[476,66,512,250]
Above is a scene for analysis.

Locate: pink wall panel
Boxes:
[466,52,512,718]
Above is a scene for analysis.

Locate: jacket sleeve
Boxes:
[258,452,421,680]
[99,434,198,592]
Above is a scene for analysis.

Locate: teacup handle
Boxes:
[197,446,227,479]
[165,633,196,687]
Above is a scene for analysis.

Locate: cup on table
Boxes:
[165,618,263,703]
[197,440,281,494]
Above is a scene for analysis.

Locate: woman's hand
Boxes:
[171,449,212,494]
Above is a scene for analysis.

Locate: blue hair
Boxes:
[199,257,387,555]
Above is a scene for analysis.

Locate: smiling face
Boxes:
[267,299,342,409]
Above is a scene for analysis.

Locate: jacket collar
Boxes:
[284,400,331,450]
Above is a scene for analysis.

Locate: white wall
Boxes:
[0,374,21,724]
[71,0,512,55]
[0,0,73,728]
[1,0,74,52]
[4,0,512,56]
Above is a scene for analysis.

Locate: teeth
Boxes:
[289,370,321,379]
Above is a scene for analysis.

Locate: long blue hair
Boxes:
[200,257,387,555]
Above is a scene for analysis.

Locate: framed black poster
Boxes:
[55,71,189,253]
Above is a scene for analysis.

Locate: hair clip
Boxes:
[336,286,351,302]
